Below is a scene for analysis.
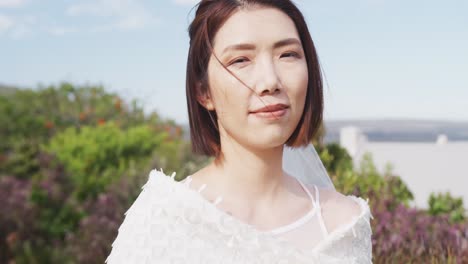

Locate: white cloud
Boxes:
[10,22,32,38]
[45,26,78,36]
[0,14,35,38]
[172,0,199,6]
[0,0,27,8]
[1,0,159,38]
[66,0,158,31]
[0,14,14,32]
[67,2,115,17]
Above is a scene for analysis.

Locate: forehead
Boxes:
[213,6,300,50]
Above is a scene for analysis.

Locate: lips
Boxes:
[250,104,289,113]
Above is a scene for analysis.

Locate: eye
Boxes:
[229,57,249,66]
[280,52,300,59]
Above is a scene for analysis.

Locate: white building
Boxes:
[340,126,468,208]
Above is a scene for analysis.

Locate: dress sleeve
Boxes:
[344,200,373,264]
[105,170,173,264]
[315,196,373,264]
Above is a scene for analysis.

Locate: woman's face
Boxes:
[204,6,308,150]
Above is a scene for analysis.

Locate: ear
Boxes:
[196,82,215,111]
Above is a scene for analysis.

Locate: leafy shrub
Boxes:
[63,149,174,264]
[318,143,414,208]
[65,190,128,263]
[0,82,174,182]
[0,152,76,264]
[43,123,169,201]
[318,143,467,262]
[0,139,41,180]
[429,192,466,223]
[372,199,468,263]
[0,176,37,263]
[316,142,353,174]
[0,83,190,263]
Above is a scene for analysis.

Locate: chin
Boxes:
[247,133,289,150]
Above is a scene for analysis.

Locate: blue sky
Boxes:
[1,0,467,124]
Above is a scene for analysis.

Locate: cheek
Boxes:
[207,66,250,119]
[284,65,308,107]
[297,74,308,99]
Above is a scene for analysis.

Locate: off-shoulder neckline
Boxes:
[181,174,320,235]
[148,169,372,254]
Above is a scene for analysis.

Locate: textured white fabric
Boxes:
[106,169,373,264]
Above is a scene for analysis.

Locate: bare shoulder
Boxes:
[304,185,363,232]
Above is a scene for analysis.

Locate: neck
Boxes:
[208,133,286,204]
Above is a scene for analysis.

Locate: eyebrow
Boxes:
[222,38,302,54]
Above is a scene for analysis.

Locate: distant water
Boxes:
[355,142,468,209]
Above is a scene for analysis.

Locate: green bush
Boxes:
[0,83,195,263]
[429,192,466,223]
[315,142,353,174]
[43,122,168,201]
[317,144,414,208]
[317,143,468,262]
[0,82,171,181]
[0,139,41,180]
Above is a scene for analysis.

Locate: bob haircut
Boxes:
[186,0,323,158]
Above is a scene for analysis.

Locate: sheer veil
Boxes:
[283,144,335,190]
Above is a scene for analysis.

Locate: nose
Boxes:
[253,57,281,95]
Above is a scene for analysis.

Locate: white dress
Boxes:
[106,169,373,263]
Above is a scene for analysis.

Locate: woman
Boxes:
[106,0,373,263]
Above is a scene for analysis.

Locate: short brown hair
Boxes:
[186,0,323,158]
